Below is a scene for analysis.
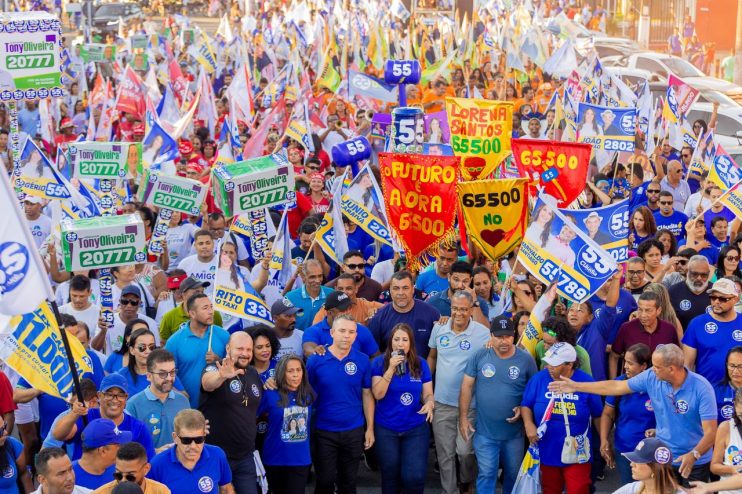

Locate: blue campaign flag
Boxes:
[559,199,630,263]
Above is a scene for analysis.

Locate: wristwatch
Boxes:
[692,449,701,460]
[473,301,480,308]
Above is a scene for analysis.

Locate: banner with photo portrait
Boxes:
[370,112,450,144]
[576,103,637,154]
[664,74,700,124]
[517,194,618,303]
[707,145,742,191]
[341,163,393,246]
[559,199,630,263]
[141,121,178,173]
[15,136,73,200]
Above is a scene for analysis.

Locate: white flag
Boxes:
[0,171,55,319]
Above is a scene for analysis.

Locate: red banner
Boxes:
[511,139,592,207]
[379,153,460,266]
[115,67,146,118]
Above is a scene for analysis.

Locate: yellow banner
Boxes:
[212,285,274,327]
[445,98,513,181]
[1,303,92,399]
[457,178,529,262]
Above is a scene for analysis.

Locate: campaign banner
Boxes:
[69,142,141,180]
[142,121,178,172]
[371,111,450,144]
[137,170,207,216]
[341,164,393,246]
[0,302,92,399]
[187,30,217,74]
[717,181,742,219]
[707,146,742,191]
[379,153,460,265]
[212,285,274,327]
[348,70,398,103]
[577,103,637,153]
[457,178,529,262]
[15,136,72,200]
[247,208,269,261]
[131,52,148,71]
[61,214,147,271]
[517,194,618,303]
[511,139,592,207]
[0,12,63,99]
[131,35,148,50]
[665,74,700,124]
[560,199,630,263]
[80,44,116,62]
[212,154,295,216]
[445,97,513,180]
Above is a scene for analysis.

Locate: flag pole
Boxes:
[49,300,87,412]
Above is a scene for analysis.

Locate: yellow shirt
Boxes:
[93,479,171,494]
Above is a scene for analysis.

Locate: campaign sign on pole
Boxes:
[445,97,513,181]
[511,139,592,207]
[211,154,295,216]
[517,194,618,303]
[212,286,274,327]
[559,199,630,263]
[707,146,742,191]
[69,142,142,180]
[80,44,116,62]
[138,170,207,216]
[61,214,147,271]
[0,12,63,100]
[577,103,637,153]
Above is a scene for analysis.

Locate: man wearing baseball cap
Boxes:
[73,419,132,490]
[270,298,304,359]
[52,374,155,462]
[302,291,379,357]
[683,278,742,384]
[159,276,223,343]
[24,194,51,248]
[459,316,537,494]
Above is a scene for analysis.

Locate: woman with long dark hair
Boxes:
[104,318,150,374]
[714,346,742,424]
[629,207,657,251]
[371,323,434,494]
[715,246,742,281]
[115,328,184,395]
[257,355,315,493]
[246,325,281,383]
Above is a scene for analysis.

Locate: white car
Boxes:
[686,102,742,149]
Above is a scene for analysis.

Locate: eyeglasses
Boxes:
[345,263,365,270]
[659,201,674,206]
[521,290,534,296]
[646,189,661,194]
[451,306,472,313]
[627,270,645,277]
[113,472,137,482]
[136,344,156,352]
[727,256,740,262]
[710,295,735,303]
[728,364,742,372]
[178,435,206,445]
[119,299,140,306]
[688,271,710,279]
[681,154,691,158]
[150,369,177,379]
[102,392,127,401]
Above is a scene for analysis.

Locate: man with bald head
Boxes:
[660,159,692,211]
[200,331,262,494]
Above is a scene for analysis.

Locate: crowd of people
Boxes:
[2,0,742,494]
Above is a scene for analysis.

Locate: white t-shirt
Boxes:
[371,259,395,286]
[27,215,51,248]
[105,312,159,355]
[166,223,197,267]
[177,255,217,294]
[55,278,101,307]
[188,233,250,262]
[59,303,101,338]
[277,330,304,359]
[154,294,176,324]
[612,481,685,494]
[254,263,301,308]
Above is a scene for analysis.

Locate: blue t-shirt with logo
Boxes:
[70,408,155,461]
[605,375,656,453]
[307,348,372,431]
[371,355,432,433]
[0,437,22,494]
[521,369,603,467]
[17,377,68,439]
[303,319,379,356]
[654,210,689,240]
[258,359,277,384]
[683,312,742,384]
[257,389,312,466]
[367,301,441,359]
[149,444,232,494]
[714,382,736,424]
[414,269,448,300]
[72,461,115,490]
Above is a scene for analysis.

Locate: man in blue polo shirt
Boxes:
[126,349,190,451]
[285,259,334,331]
[165,293,230,407]
[51,373,155,461]
[307,314,375,494]
[303,291,379,357]
[73,418,131,490]
[427,261,490,326]
[415,242,459,299]
[149,409,233,494]
[549,343,717,485]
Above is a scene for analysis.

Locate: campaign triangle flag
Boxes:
[15,137,74,201]
[115,66,146,118]
[341,163,393,246]
[227,63,254,126]
[707,146,742,191]
[316,170,350,264]
[316,54,342,93]
[142,121,179,173]
[268,207,295,289]
[187,30,218,74]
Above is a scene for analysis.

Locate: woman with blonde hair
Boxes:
[642,283,683,342]
[612,438,684,493]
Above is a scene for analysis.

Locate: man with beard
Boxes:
[668,255,712,328]
[327,250,383,302]
[33,447,90,494]
[200,331,262,494]
[126,349,190,452]
[270,298,303,359]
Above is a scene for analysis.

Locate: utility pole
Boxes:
[735,1,742,85]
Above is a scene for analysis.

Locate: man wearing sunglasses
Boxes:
[643,181,662,213]
[659,160,691,212]
[326,250,383,302]
[53,374,155,462]
[683,279,742,385]
[93,442,169,494]
[669,255,712,328]
[653,190,689,241]
[93,285,159,356]
[73,418,132,490]
[149,409,234,494]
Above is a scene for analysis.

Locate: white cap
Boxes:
[543,342,578,366]
[23,196,43,204]
[708,278,739,297]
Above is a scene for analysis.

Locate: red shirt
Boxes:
[612,318,679,356]
[287,192,314,238]
[0,371,17,415]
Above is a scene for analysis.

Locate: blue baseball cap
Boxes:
[622,438,673,465]
[100,373,129,395]
[82,418,132,448]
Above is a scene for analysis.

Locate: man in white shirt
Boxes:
[31,446,90,494]
[178,229,217,294]
[59,275,101,338]
[270,298,304,358]
[91,285,158,355]
[24,195,51,248]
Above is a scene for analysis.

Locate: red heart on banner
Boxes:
[480,229,505,246]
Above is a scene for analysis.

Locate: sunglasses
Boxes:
[710,295,735,303]
[136,344,156,352]
[659,201,674,206]
[646,190,661,194]
[178,435,206,445]
[120,299,140,306]
[113,472,137,482]
[688,271,710,278]
[727,256,741,262]
[345,263,365,270]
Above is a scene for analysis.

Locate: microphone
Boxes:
[394,350,406,376]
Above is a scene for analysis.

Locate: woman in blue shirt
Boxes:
[104,318,150,374]
[257,354,314,494]
[247,325,280,383]
[599,343,656,485]
[371,323,434,494]
[0,414,31,494]
[116,328,185,395]
[713,346,742,424]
